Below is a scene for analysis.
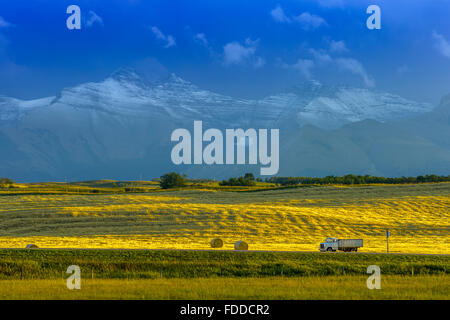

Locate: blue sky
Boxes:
[0,0,450,104]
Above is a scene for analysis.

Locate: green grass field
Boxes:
[1,276,448,300]
[0,249,448,279]
[0,249,448,299]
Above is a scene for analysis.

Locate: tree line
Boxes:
[265,174,450,186]
[2,173,448,190]
[219,173,256,186]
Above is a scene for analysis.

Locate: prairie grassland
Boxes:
[1,249,447,280]
[0,276,448,300]
[0,183,448,254]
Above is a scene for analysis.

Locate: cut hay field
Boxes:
[0,182,448,254]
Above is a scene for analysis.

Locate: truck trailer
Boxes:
[319,237,363,252]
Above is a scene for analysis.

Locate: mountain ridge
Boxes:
[0,68,447,181]
[0,69,433,127]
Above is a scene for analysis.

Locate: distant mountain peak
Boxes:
[156,73,197,92]
[109,67,142,83]
[109,68,191,86]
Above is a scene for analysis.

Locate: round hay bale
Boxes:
[210,238,223,248]
[25,244,39,249]
[234,240,248,251]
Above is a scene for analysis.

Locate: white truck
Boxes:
[319,237,363,252]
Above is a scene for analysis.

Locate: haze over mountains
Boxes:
[0,68,448,181]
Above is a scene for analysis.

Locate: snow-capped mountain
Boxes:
[49,68,255,127]
[257,80,432,129]
[0,68,446,181]
[1,69,432,129]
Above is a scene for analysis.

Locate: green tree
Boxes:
[244,173,255,181]
[219,175,256,186]
[0,177,14,188]
[159,172,187,189]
